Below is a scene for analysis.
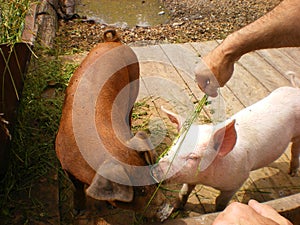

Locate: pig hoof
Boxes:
[173,201,186,211]
[174,194,191,211]
[289,169,298,177]
[215,205,227,212]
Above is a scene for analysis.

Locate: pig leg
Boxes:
[289,137,300,176]
[68,172,86,215]
[215,189,238,211]
[174,184,196,210]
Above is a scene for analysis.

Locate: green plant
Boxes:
[0,45,78,224]
[0,0,31,45]
[0,0,34,116]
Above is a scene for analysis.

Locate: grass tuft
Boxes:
[0,44,78,224]
[0,0,31,45]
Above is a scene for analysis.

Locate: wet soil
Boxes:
[57,0,282,52]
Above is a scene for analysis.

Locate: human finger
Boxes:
[213,202,279,225]
[248,199,293,225]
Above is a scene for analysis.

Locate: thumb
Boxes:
[248,199,293,225]
[194,59,220,97]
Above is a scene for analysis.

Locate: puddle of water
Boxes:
[76,0,169,28]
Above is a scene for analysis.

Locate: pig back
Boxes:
[55,35,142,184]
[232,86,300,170]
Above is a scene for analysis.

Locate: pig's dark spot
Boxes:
[213,141,220,151]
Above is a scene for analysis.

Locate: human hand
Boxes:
[212,200,293,225]
[247,199,293,225]
[194,45,235,97]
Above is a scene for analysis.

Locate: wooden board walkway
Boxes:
[131,41,300,222]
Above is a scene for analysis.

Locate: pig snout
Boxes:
[156,201,174,222]
[141,191,174,222]
[150,156,196,184]
[151,154,206,185]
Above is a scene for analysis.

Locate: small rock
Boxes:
[47,80,58,87]
[172,21,185,26]
[41,88,56,99]
[158,11,165,15]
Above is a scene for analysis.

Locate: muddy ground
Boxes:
[57,0,282,52]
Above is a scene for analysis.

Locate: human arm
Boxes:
[195,0,300,97]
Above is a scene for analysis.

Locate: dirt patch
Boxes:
[56,0,282,52]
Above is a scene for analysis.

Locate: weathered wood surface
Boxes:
[132,41,300,224]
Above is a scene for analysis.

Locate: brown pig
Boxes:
[55,29,172,221]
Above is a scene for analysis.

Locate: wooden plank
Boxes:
[238,51,291,91]
[190,41,219,56]
[236,177,266,203]
[194,185,220,214]
[225,63,270,107]
[248,169,276,202]
[158,43,205,101]
[243,147,300,203]
[279,47,300,64]
[268,148,300,196]
[133,45,196,112]
[159,43,199,78]
[132,45,170,63]
[138,61,196,115]
[256,48,300,81]
[132,47,198,159]
[268,193,300,225]
[219,87,245,115]
[278,147,300,188]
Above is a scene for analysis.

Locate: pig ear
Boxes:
[86,160,133,202]
[161,106,184,131]
[213,120,237,157]
[127,131,157,164]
